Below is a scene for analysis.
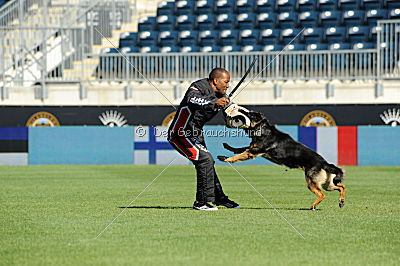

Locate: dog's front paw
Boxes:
[217,155,229,162]
[339,200,345,208]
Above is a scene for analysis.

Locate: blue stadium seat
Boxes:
[257,13,276,29]
[237,13,256,29]
[196,14,216,30]
[138,31,159,46]
[235,0,255,13]
[159,31,179,46]
[360,0,382,9]
[365,9,388,25]
[277,0,297,12]
[200,45,221,52]
[317,0,337,11]
[281,28,303,44]
[220,29,240,46]
[176,14,196,30]
[338,0,361,10]
[216,13,236,29]
[175,0,195,15]
[157,1,175,16]
[215,0,235,14]
[156,15,175,31]
[195,0,216,14]
[102,48,119,54]
[180,46,201,52]
[140,46,160,53]
[121,46,139,53]
[255,0,276,13]
[353,42,375,49]
[160,46,180,53]
[199,30,220,46]
[262,44,284,51]
[329,42,352,49]
[278,12,298,28]
[320,10,342,27]
[306,43,329,50]
[241,45,262,52]
[302,27,324,43]
[369,26,379,42]
[221,45,241,52]
[0,0,7,7]
[298,0,317,11]
[178,30,199,46]
[347,26,370,43]
[342,10,365,26]
[324,26,347,43]
[259,28,281,45]
[240,29,260,45]
[138,17,157,32]
[385,0,400,9]
[119,32,138,48]
[286,43,306,50]
[298,11,320,27]
[389,8,400,19]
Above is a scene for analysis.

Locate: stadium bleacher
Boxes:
[105,0,400,55]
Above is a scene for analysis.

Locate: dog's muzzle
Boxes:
[223,103,251,129]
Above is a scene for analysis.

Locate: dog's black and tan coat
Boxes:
[218,110,346,210]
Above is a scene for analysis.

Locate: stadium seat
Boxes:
[329,42,351,49]
[215,0,235,14]
[385,0,400,9]
[297,0,317,11]
[298,11,320,27]
[195,0,216,14]
[237,13,257,29]
[255,0,276,13]
[389,8,400,19]
[347,26,370,43]
[159,31,179,46]
[119,32,138,48]
[180,46,201,52]
[157,1,175,16]
[235,0,255,13]
[317,0,337,11]
[156,15,175,31]
[259,28,281,45]
[276,0,296,12]
[178,30,199,46]
[175,0,195,15]
[286,43,306,50]
[353,42,375,49]
[176,14,196,30]
[369,26,380,42]
[121,46,139,53]
[342,10,365,26]
[199,30,219,46]
[278,12,298,28]
[324,26,347,43]
[365,9,388,25]
[302,27,324,43]
[216,13,236,29]
[281,28,303,44]
[241,45,262,52]
[262,44,284,51]
[221,45,241,52]
[200,45,220,52]
[160,46,180,53]
[220,29,240,46]
[140,46,160,53]
[196,14,216,30]
[102,48,119,54]
[138,17,157,32]
[338,0,361,10]
[306,43,329,50]
[360,0,382,9]
[257,13,276,29]
[320,10,342,27]
[240,29,260,45]
[138,31,159,47]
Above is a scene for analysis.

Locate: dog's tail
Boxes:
[323,163,344,185]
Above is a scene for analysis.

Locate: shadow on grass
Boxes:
[119,206,317,211]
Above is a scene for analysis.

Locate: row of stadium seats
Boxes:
[157,0,400,16]
[139,8,400,32]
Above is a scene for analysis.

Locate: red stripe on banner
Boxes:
[338,126,358,166]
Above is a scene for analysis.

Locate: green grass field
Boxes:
[1,165,399,265]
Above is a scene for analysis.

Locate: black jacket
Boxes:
[168,78,221,142]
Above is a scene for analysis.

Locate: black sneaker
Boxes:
[213,197,240,209]
[193,202,218,211]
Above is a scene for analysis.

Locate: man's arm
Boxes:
[186,86,229,111]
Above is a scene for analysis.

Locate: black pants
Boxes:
[169,136,226,204]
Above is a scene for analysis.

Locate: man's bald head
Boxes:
[208,68,229,81]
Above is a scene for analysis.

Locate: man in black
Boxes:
[168,68,240,211]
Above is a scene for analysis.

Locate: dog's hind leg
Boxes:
[335,184,346,208]
[306,178,326,210]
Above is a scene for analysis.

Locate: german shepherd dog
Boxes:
[218,107,346,210]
